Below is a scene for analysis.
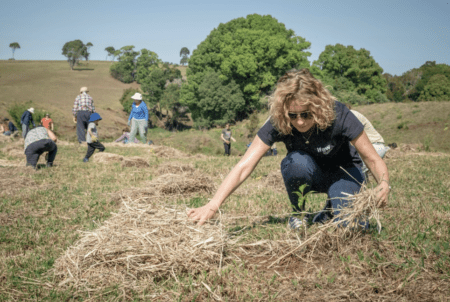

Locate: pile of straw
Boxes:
[92,152,150,168]
[52,198,230,293]
[52,174,381,297]
[1,145,24,158]
[92,152,124,163]
[156,161,195,175]
[149,145,189,158]
[122,157,150,168]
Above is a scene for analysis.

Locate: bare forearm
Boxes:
[366,157,389,184]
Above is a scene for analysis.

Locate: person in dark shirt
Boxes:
[188,69,390,229]
[1,118,19,136]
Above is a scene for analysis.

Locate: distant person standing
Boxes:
[24,126,58,169]
[41,113,54,130]
[127,93,149,144]
[221,123,236,156]
[73,87,95,144]
[21,107,36,138]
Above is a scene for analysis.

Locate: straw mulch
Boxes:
[0,159,23,167]
[92,152,150,168]
[51,180,391,299]
[149,145,189,158]
[52,198,232,295]
[155,161,195,175]
[1,145,25,158]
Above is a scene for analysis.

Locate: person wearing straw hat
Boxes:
[83,113,105,162]
[127,92,149,144]
[20,107,36,138]
[188,69,390,229]
[73,87,95,144]
[24,125,58,169]
[41,113,54,131]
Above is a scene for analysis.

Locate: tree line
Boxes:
[58,14,449,129]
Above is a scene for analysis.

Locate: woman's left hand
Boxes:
[375,181,390,208]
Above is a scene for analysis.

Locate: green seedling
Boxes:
[293,184,316,222]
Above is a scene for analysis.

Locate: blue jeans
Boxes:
[281,151,367,227]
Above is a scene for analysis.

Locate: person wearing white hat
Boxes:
[73,87,96,143]
[127,92,149,144]
[20,107,36,138]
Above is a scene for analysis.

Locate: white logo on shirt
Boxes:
[317,145,333,155]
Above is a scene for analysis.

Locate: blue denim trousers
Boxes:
[281,151,366,227]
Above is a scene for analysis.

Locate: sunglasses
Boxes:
[288,111,312,120]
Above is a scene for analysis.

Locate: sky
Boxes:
[0,0,449,76]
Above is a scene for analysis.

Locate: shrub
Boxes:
[119,88,141,114]
[7,101,52,131]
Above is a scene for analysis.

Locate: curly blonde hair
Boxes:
[268,69,336,135]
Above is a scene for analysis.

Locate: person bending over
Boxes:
[188,69,390,229]
[24,126,57,169]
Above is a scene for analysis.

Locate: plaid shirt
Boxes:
[72,93,95,116]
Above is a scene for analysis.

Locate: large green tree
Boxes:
[9,42,20,59]
[313,44,386,102]
[418,74,450,102]
[409,62,450,101]
[184,70,246,127]
[181,14,311,124]
[109,46,140,83]
[135,49,161,83]
[62,39,85,70]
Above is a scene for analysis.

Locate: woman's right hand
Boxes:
[127,120,131,126]
[187,204,218,225]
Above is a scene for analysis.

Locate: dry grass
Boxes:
[52,199,229,294]
[50,179,445,301]
[92,152,150,168]
[155,162,195,175]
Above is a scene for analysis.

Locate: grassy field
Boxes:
[0,134,449,300]
[1,61,450,300]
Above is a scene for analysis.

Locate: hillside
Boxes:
[0,61,135,140]
[1,60,449,152]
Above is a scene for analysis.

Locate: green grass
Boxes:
[1,137,449,300]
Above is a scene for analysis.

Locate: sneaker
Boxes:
[46,162,53,168]
[288,216,308,230]
[148,140,153,145]
[83,158,89,163]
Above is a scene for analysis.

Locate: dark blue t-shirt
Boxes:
[257,101,364,170]
[8,121,18,132]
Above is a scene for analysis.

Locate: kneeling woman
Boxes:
[188,69,390,227]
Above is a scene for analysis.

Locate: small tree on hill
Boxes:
[105,46,115,60]
[180,47,190,66]
[62,40,85,70]
[9,42,20,59]
[83,42,93,62]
